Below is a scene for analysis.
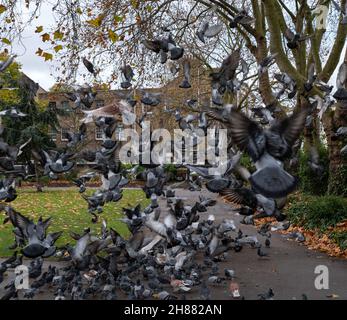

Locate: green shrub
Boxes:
[327,164,347,197]
[286,195,347,231]
[298,144,329,195]
[240,153,254,173]
[330,231,347,250]
[63,170,78,181]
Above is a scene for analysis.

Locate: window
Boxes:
[61,128,69,141]
[95,127,104,140]
[61,101,71,113]
[48,127,57,141]
[95,100,105,107]
[49,101,57,108]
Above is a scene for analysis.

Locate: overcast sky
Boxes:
[12,2,57,91]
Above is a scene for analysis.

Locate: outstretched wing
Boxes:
[9,208,32,238]
[273,109,308,147]
[228,110,265,161]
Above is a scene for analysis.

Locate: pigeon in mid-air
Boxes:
[120,64,135,89]
[227,106,308,197]
[179,60,191,89]
[196,22,223,43]
[0,107,27,118]
[283,28,312,49]
[229,9,255,28]
[82,57,97,76]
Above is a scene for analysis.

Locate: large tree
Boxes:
[0,53,61,181]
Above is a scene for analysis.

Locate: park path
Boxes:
[174,189,347,300]
[1,188,346,300]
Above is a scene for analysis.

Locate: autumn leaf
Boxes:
[1,38,11,45]
[76,7,82,14]
[130,0,139,9]
[54,45,63,52]
[86,14,105,28]
[41,33,50,42]
[35,25,43,33]
[136,14,142,25]
[42,52,53,61]
[114,15,123,23]
[53,30,64,40]
[0,4,7,14]
[108,29,119,43]
[36,47,43,56]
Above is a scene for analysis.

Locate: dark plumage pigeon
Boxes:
[73,172,96,193]
[258,53,278,74]
[63,123,87,148]
[143,35,184,63]
[120,64,135,89]
[210,50,241,91]
[229,9,255,28]
[284,28,312,49]
[5,207,61,258]
[45,151,74,174]
[140,91,161,106]
[227,107,308,197]
[82,57,97,76]
[304,63,316,92]
[179,60,191,89]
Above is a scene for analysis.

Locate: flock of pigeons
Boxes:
[0,4,347,301]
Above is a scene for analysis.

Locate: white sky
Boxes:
[12,2,57,90]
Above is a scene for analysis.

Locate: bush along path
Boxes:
[257,193,347,259]
[282,194,347,258]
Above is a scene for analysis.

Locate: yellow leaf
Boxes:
[36,48,43,56]
[42,52,53,61]
[76,7,82,14]
[41,33,50,42]
[86,14,105,28]
[108,29,119,43]
[35,26,43,33]
[1,38,11,45]
[53,45,63,52]
[130,0,139,9]
[53,30,64,40]
[0,4,7,14]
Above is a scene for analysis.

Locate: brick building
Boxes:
[37,59,213,152]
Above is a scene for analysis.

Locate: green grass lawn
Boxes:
[0,188,150,258]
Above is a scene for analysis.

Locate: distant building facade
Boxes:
[37,59,213,153]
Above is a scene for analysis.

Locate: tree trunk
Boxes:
[323,103,347,196]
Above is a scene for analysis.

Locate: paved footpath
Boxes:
[1,189,346,300]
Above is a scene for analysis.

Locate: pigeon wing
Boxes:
[204,24,223,38]
[228,110,265,161]
[273,109,308,147]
